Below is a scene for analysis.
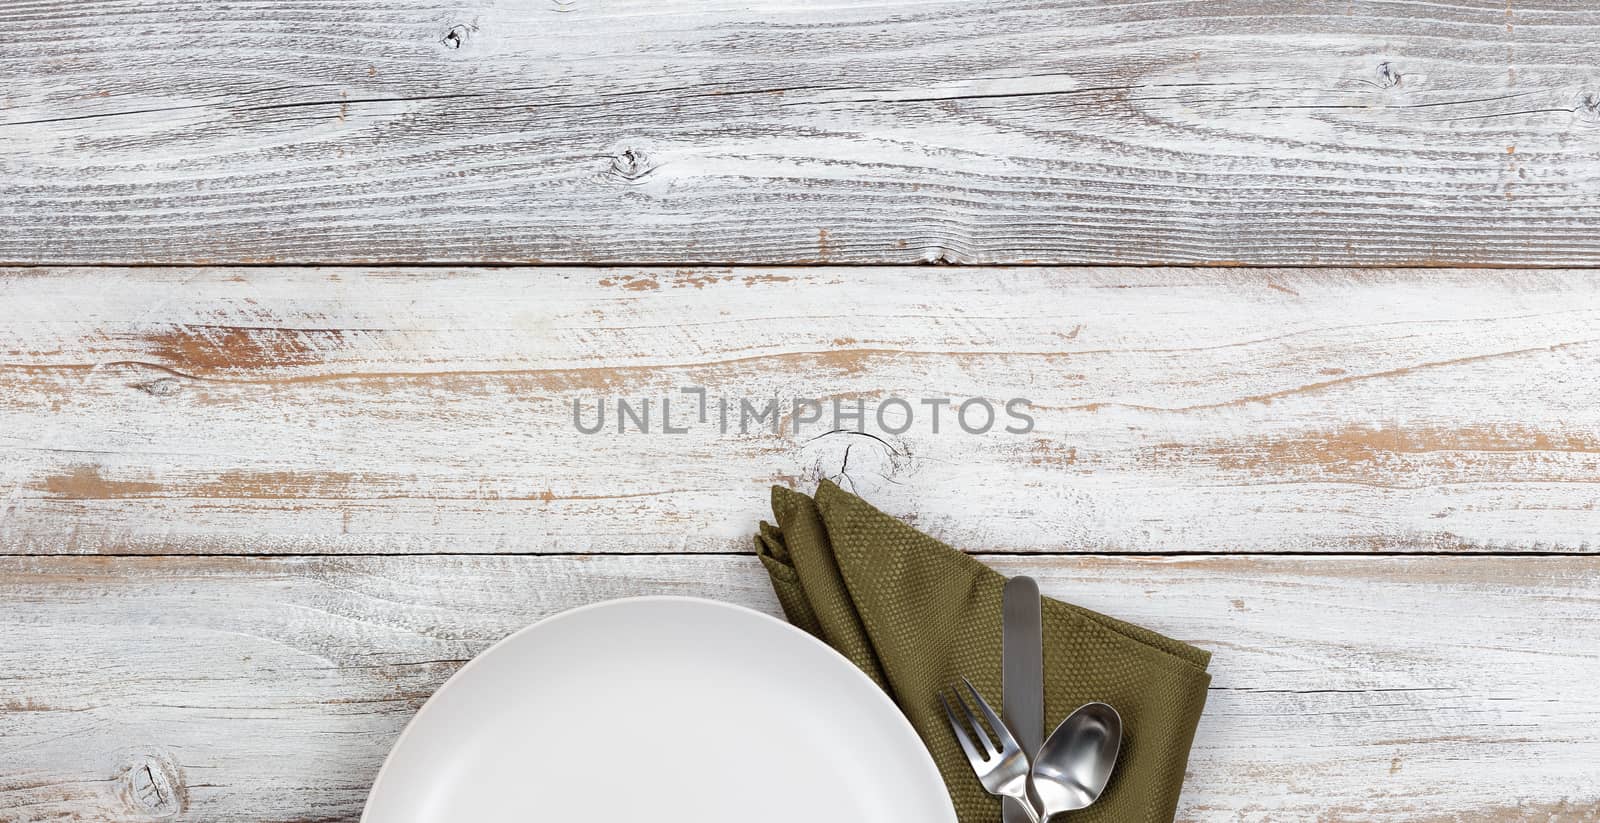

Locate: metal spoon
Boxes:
[1029,702,1122,820]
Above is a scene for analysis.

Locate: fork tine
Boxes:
[941,691,990,765]
[961,677,1016,754]
[950,681,998,757]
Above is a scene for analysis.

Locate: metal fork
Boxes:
[941,677,1042,823]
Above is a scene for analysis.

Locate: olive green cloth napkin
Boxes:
[755,481,1211,823]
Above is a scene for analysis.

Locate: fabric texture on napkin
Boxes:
[755,481,1211,823]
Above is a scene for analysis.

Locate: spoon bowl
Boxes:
[1031,702,1122,818]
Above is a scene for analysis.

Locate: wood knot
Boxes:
[1376,61,1402,89]
[441,23,472,50]
[132,376,183,397]
[117,752,185,818]
[1576,91,1600,125]
[800,430,916,497]
[608,145,656,182]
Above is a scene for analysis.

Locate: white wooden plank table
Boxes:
[3,2,1599,821]
[5,0,1600,265]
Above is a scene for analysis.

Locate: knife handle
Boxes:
[1002,575,1044,823]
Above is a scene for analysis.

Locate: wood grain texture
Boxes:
[4,266,1598,555]
[5,0,1600,265]
[0,554,1595,822]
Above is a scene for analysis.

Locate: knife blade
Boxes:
[1002,575,1043,823]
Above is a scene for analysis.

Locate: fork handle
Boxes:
[1007,794,1043,823]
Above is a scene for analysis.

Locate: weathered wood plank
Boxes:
[0,554,1594,822]
[3,266,1598,555]
[5,1,1600,265]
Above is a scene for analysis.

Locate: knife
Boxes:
[1002,575,1043,823]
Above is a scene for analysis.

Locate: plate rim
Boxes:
[361,595,958,822]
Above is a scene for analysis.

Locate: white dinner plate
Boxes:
[363,596,959,823]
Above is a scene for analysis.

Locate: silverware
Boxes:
[1002,576,1044,823]
[1032,701,1123,818]
[942,677,1041,823]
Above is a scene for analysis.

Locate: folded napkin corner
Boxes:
[755,481,1211,823]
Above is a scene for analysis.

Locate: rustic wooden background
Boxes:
[3,1,1599,821]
